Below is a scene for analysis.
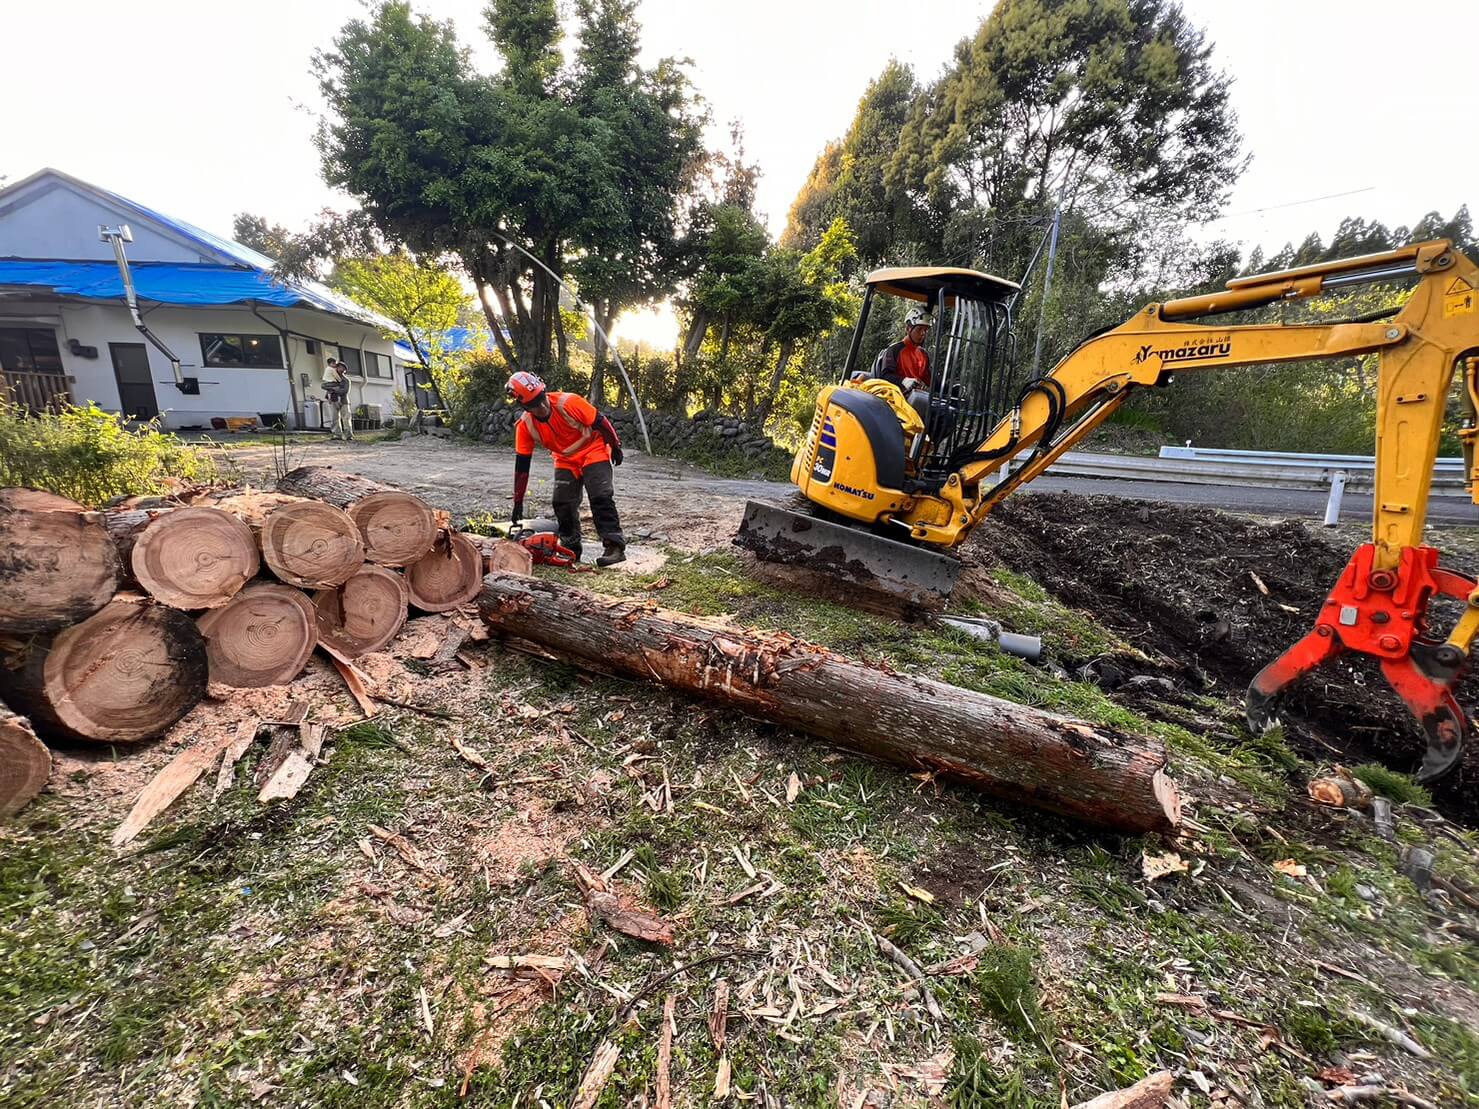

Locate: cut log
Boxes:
[102,505,169,576]
[478,575,1181,835]
[0,594,208,744]
[277,466,437,567]
[1069,1072,1174,1109]
[196,583,317,687]
[258,500,365,588]
[131,506,260,609]
[0,488,121,634]
[313,565,409,659]
[405,531,483,613]
[0,701,50,818]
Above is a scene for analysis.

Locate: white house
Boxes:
[0,168,414,431]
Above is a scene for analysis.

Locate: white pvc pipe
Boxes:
[1323,470,1348,526]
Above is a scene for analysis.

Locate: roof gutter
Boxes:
[99,224,194,392]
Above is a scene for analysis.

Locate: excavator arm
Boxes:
[900,239,1479,782]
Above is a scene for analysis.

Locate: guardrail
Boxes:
[1022,447,1474,524]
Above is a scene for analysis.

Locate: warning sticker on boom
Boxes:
[1445,275,1475,317]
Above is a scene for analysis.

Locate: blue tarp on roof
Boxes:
[0,260,353,315]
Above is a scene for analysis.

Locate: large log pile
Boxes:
[479,573,1182,835]
[0,473,488,815]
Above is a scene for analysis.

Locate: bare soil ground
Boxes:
[3,435,1476,1108]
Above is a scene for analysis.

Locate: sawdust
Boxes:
[474,799,573,885]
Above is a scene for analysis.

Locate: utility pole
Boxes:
[1030,208,1062,379]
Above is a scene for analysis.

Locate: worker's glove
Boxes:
[611,445,624,467]
[900,379,917,396]
[510,501,523,526]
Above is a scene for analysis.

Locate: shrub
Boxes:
[0,402,220,506]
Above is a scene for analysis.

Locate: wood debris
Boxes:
[572,1037,621,1109]
[655,993,675,1109]
[1141,850,1189,881]
[323,644,378,717]
[1069,1070,1173,1109]
[114,729,243,847]
[712,1055,732,1101]
[258,722,328,802]
[368,824,427,871]
[573,861,676,944]
[213,717,261,800]
[1272,858,1308,879]
[486,953,571,971]
[785,771,802,803]
[1307,765,1373,810]
[709,979,730,1053]
[450,734,490,771]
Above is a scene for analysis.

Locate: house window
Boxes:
[365,351,392,379]
[338,347,363,377]
[200,333,284,368]
[0,327,63,374]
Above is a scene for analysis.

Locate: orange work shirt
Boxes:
[897,338,930,385]
[514,391,611,473]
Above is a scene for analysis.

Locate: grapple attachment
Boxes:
[734,500,959,609]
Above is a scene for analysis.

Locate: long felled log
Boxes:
[197,583,317,687]
[0,594,208,744]
[405,531,484,612]
[313,564,409,659]
[0,700,50,817]
[0,488,121,634]
[131,506,260,609]
[277,466,437,567]
[479,575,1181,834]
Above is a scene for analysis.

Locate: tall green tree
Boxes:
[231,213,294,260]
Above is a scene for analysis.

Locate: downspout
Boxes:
[250,305,302,430]
[99,224,192,391]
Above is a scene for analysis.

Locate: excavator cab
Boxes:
[736,267,1026,607]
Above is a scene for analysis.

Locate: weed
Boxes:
[973,945,1041,1037]
[0,400,221,505]
[876,897,944,949]
[946,1035,1053,1108]
[1349,764,1434,807]
[633,845,684,911]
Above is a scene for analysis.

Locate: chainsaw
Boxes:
[487,518,582,568]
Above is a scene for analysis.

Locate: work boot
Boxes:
[596,541,626,567]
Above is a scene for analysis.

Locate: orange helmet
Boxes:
[506,370,546,407]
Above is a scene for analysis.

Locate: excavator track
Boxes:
[734,500,959,609]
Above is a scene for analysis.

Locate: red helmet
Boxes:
[506,370,546,406]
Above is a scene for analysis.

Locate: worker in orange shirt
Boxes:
[508,371,627,566]
[873,307,933,419]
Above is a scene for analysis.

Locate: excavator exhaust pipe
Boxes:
[734,501,960,609]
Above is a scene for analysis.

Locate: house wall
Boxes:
[0,178,216,264]
[0,299,405,429]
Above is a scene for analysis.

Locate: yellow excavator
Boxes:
[736,240,1479,782]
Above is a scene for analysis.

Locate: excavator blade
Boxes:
[734,500,959,609]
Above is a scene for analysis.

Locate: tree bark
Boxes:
[754,339,797,425]
[129,506,259,610]
[0,594,208,744]
[477,575,1181,835]
[0,488,120,634]
[197,583,317,688]
[312,564,409,659]
[0,700,50,818]
[276,466,436,567]
[405,531,484,613]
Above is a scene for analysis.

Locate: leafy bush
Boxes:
[0,402,221,506]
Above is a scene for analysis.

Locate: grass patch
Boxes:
[947,1035,1054,1108]
[1349,764,1434,806]
[973,945,1042,1037]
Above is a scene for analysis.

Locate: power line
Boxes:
[1201,186,1376,224]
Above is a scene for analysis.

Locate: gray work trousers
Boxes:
[552,460,624,553]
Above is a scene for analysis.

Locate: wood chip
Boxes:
[732,845,756,880]
[899,882,936,905]
[258,722,328,802]
[1154,992,1208,1011]
[709,979,730,1053]
[585,888,675,944]
[368,824,427,870]
[1272,858,1307,879]
[655,994,675,1109]
[486,954,571,971]
[1068,1070,1173,1109]
[785,771,802,803]
[213,717,261,800]
[712,1055,732,1101]
[1141,850,1190,881]
[572,1038,621,1109]
[114,731,240,847]
[323,644,378,716]
[417,986,435,1037]
[1249,571,1270,595]
[450,734,489,771]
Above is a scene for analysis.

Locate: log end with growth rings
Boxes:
[132,506,260,609]
[0,488,121,634]
[259,500,365,589]
[313,564,409,659]
[7,595,209,743]
[197,583,317,687]
[0,704,50,817]
[348,492,438,567]
[405,531,483,612]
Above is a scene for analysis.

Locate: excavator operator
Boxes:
[874,307,933,418]
[508,371,627,567]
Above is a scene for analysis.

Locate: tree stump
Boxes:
[277,466,437,567]
[131,507,260,609]
[0,594,208,744]
[197,583,317,687]
[313,565,409,659]
[405,531,484,613]
[478,574,1182,835]
[0,701,50,818]
[258,500,365,589]
[0,488,120,634]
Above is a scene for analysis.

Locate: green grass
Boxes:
[972,946,1043,1038]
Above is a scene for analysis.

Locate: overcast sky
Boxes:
[0,1,1468,263]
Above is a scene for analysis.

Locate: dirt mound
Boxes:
[967,492,1478,814]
